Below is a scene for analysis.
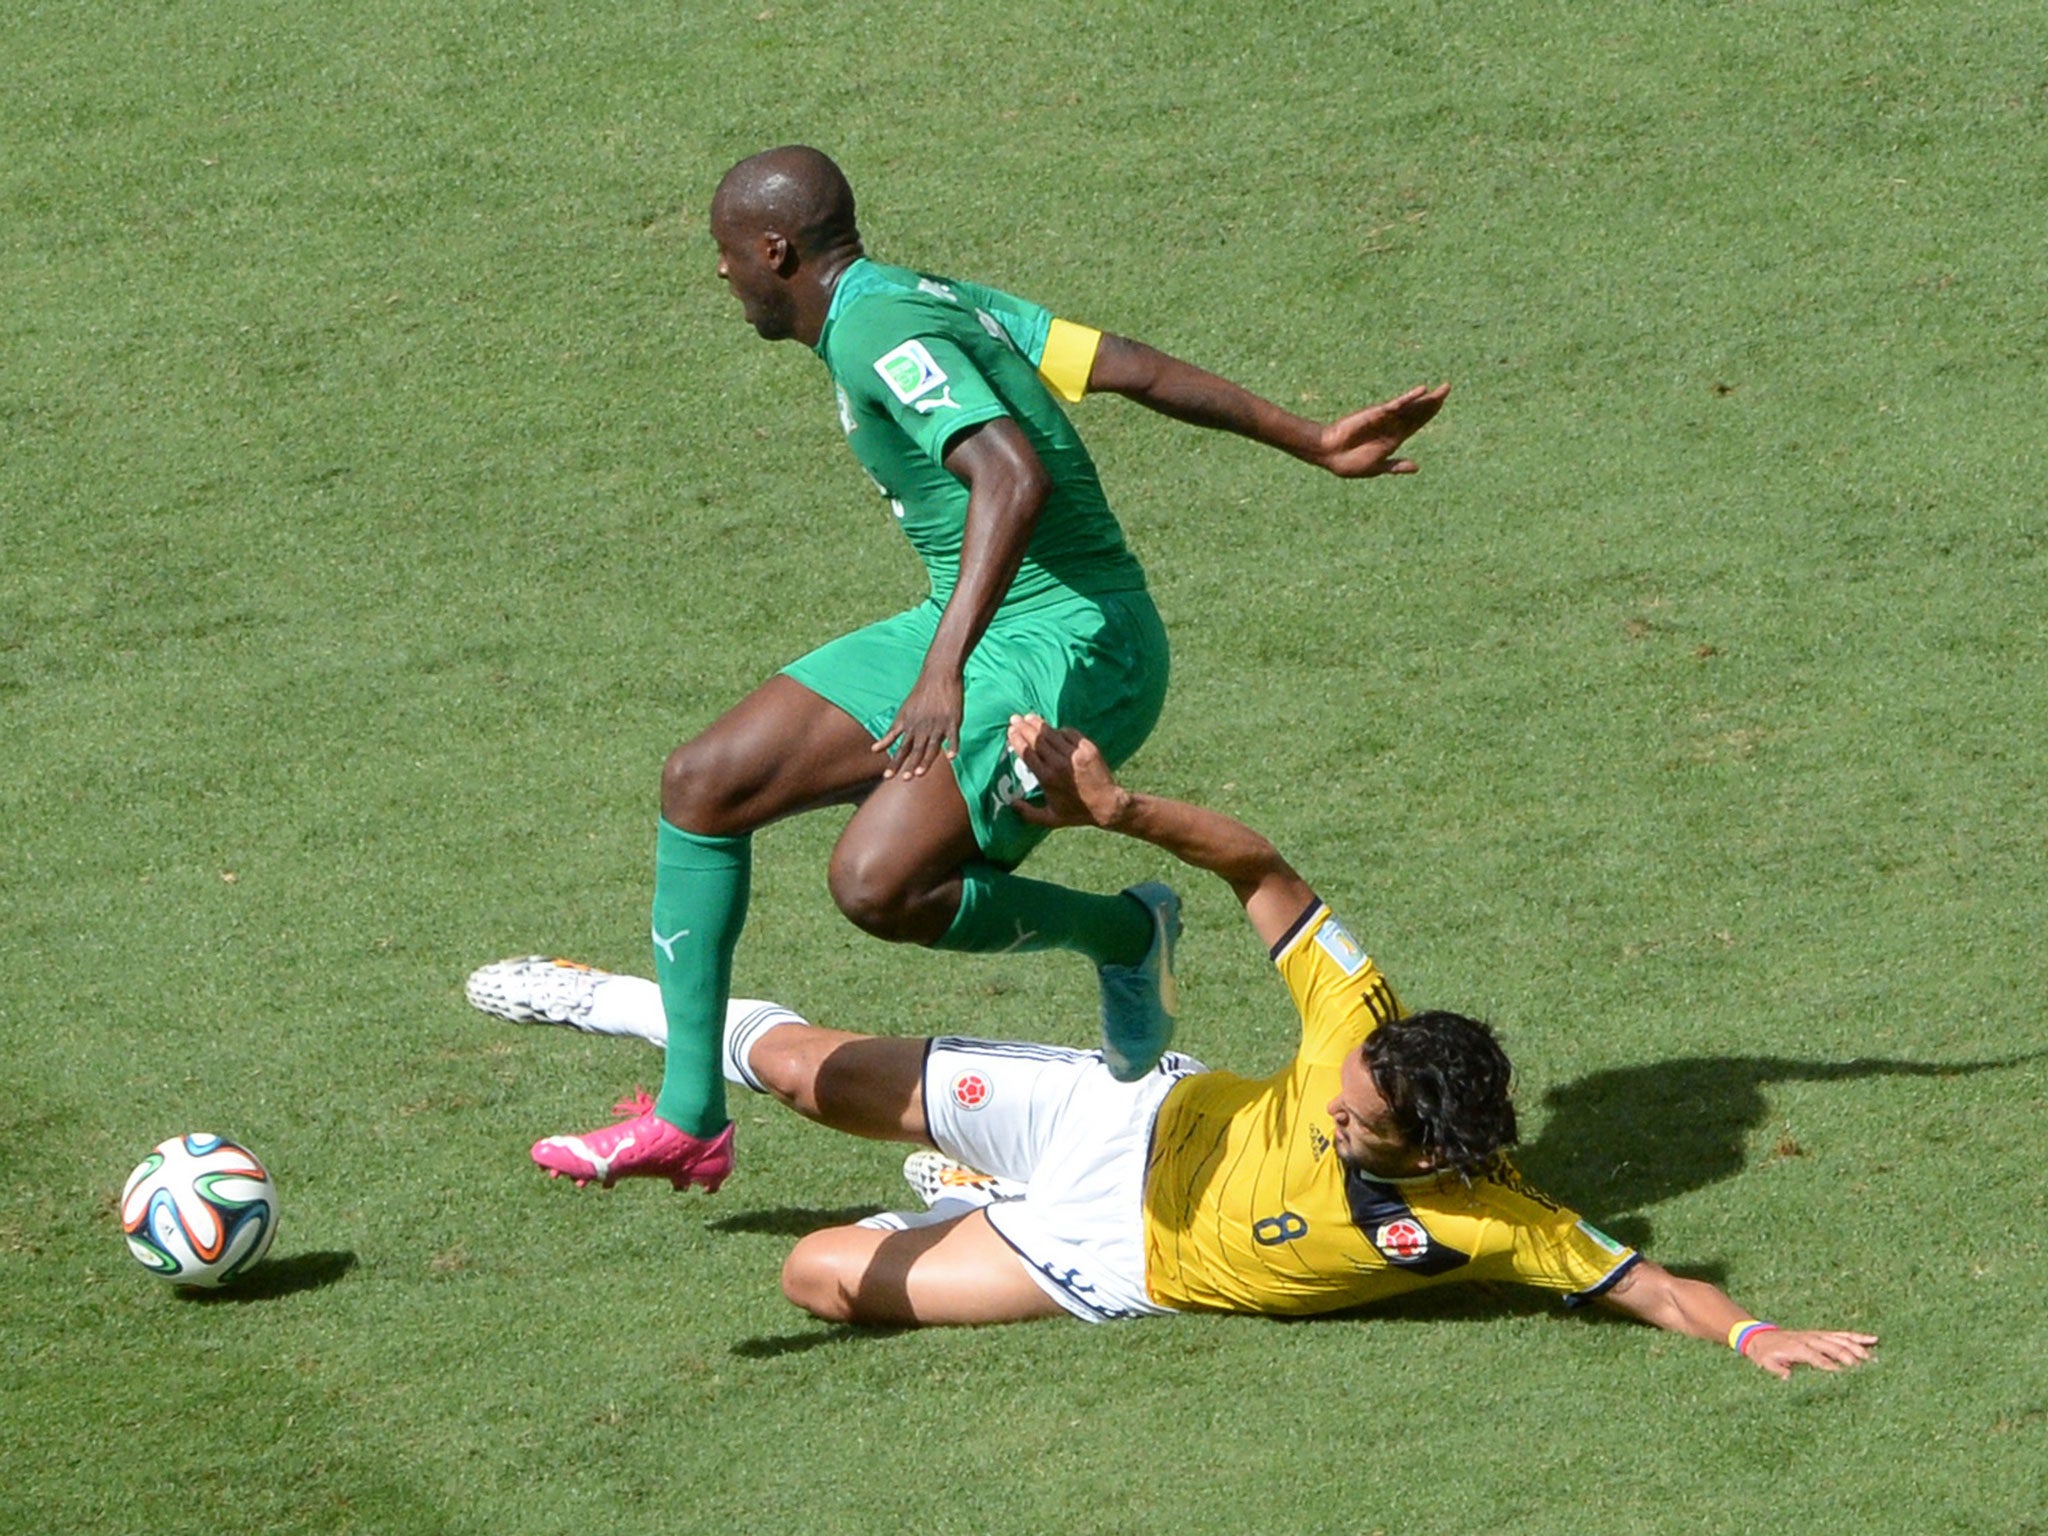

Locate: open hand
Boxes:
[875,670,964,780]
[1005,714,1130,828]
[1745,1328,1880,1381]
[1313,383,1451,477]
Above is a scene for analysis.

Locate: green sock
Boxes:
[650,819,750,1137]
[932,861,1149,968]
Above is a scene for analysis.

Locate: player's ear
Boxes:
[764,231,796,274]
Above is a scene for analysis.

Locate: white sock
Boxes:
[584,976,667,1043]
[583,979,803,1095]
[721,998,805,1092]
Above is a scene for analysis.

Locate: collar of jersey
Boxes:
[813,256,876,357]
[1349,1165,1459,1191]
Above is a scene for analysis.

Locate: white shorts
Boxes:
[922,1037,1205,1323]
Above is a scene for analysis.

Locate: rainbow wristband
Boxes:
[1728,1319,1779,1356]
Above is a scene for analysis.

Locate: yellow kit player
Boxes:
[467,717,1876,1378]
[1138,905,1634,1318]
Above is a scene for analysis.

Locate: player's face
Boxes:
[710,206,796,341]
[1328,1048,1431,1179]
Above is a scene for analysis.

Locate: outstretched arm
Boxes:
[1006,714,1314,947]
[1599,1259,1878,1381]
[1085,334,1450,479]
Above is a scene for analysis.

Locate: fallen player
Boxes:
[467,715,1877,1377]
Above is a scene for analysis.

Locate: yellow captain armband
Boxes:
[1037,317,1102,403]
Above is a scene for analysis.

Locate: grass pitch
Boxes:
[4,3,2046,1533]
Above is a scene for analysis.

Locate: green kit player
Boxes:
[527,145,1449,1192]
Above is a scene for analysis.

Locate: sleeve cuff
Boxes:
[1268,896,1328,963]
[927,402,1010,463]
[1563,1252,1642,1309]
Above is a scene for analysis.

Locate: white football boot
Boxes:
[465,956,663,1042]
[902,1149,1027,1211]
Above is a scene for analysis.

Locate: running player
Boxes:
[471,717,1878,1377]
[526,145,1451,1193]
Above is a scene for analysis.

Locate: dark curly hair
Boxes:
[1362,1010,1518,1178]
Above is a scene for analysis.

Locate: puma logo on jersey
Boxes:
[912,388,960,414]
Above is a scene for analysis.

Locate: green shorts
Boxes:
[782,589,1169,866]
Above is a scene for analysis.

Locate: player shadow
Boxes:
[706,1205,887,1238]
[1513,1051,2039,1230]
[178,1249,358,1303]
[730,1323,912,1360]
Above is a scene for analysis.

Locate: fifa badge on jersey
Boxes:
[875,340,949,405]
[949,1071,993,1112]
[1373,1218,1431,1262]
[1314,917,1371,976]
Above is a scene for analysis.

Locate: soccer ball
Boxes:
[120,1134,278,1288]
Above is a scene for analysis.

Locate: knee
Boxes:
[826,843,925,942]
[781,1235,859,1322]
[661,736,747,835]
[745,1025,813,1107]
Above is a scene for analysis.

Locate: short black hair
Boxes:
[1363,1010,1518,1178]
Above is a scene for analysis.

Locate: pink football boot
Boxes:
[531,1091,735,1192]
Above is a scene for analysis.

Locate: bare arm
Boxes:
[1085,333,1450,479]
[1005,715,1315,947]
[1598,1259,1878,1381]
[876,419,1051,780]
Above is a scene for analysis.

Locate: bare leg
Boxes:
[748,1023,933,1143]
[666,672,981,945]
[827,735,1153,972]
[781,1211,1066,1325]
[749,1023,1061,1324]
[662,674,886,835]
[825,766,981,944]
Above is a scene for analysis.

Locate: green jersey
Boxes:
[814,258,1148,610]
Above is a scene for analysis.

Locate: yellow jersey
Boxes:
[1141,900,1637,1316]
